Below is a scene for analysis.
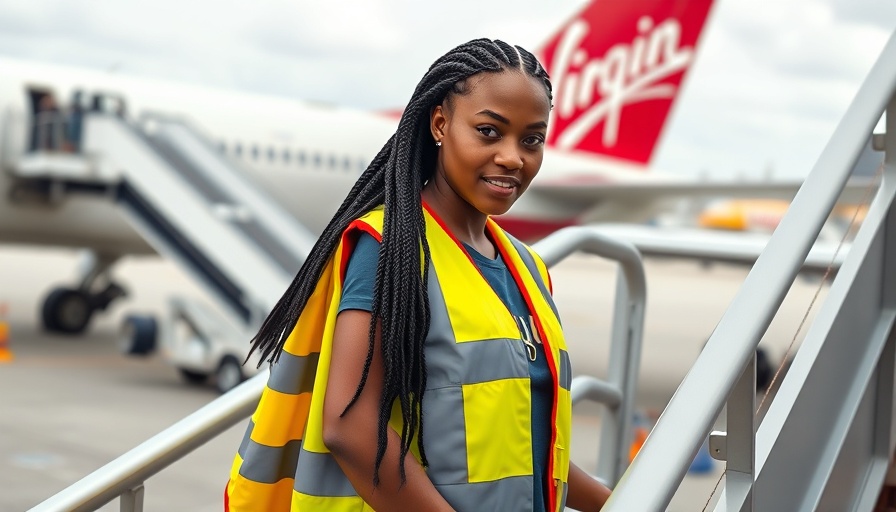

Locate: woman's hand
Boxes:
[565,461,612,511]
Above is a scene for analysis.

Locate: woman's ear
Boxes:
[430,104,447,143]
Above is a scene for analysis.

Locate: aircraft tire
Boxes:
[215,356,244,394]
[41,287,93,334]
[119,314,157,356]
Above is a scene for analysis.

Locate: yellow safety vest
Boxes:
[226,204,572,511]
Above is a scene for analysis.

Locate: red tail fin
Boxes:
[537,0,715,165]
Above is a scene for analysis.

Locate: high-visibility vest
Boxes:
[226,203,572,511]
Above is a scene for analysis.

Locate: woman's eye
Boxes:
[477,126,499,138]
[522,135,546,147]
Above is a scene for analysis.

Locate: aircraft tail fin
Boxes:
[536,0,715,166]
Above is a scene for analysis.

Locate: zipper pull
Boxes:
[516,316,537,361]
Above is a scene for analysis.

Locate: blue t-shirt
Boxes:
[339,233,553,511]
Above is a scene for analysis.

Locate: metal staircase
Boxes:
[605,29,896,512]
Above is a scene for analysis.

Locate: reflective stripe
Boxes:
[558,480,569,511]
[508,234,560,320]
[236,420,253,459]
[266,351,318,395]
[422,274,470,485]
[238,428,357,497]
[436,475,534,511]
[423,263,458,389]
[238,427,302,484]
[420,386,468,484]
[293,447,358,497]
[559,349,572,390]
[425,266,531,389]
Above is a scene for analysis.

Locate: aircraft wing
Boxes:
[586,224,847,273]
[529,176,877,205]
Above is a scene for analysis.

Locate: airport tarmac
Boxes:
[0,245,829,511]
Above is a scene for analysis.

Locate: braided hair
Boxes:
[248,38,553,484]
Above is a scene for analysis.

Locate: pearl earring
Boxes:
[436,141,442,147]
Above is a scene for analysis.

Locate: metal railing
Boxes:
[30,226,646,511]
[538,227,647,485]
[604,29,896,511]
[32,110,80,153]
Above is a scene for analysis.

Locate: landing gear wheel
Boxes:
[215,356,244,394]
[41,288,94,334]
[119,315,157,356]
[178,368,209,385]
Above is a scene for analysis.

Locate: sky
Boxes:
[0,0,894,179]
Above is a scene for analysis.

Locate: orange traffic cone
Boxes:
[0,303,12,363]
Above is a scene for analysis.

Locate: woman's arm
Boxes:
[323,309,455,512]
[565,461,612,511]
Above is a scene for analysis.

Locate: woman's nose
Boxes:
[494,143,523,170]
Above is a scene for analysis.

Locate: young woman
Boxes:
[226,39,612,512]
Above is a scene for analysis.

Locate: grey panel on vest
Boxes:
[421,386,468,485]
[293,447,358,497]
[425,263,458,389]
[426,263,530,389]
[560,480,569,510]
[559,349,572,391]
[239,436,302,484]
[237,420,254,459]
[506,233,560,321]
[267,351,319,395]
[436,475,534,511]
[462,338,531,384]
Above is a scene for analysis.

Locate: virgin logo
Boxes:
[549,16,693,150]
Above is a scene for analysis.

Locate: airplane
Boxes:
[0,0,845,345]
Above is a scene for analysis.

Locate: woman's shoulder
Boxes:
[346,205,386,238]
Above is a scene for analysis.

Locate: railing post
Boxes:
[597,270,635,485]
[863,90,896,511]
[534,227,646,487]
[725,353,756,511]
[119,484,144,512]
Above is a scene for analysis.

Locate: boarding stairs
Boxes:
[10,111,316,382]
[605,29,896,511]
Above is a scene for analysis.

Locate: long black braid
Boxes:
[248,38,553,485]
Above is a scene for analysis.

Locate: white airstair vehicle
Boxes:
[23,26,896,511]
[7,108,318,392]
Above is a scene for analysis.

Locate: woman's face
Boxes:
[429,70,551,217]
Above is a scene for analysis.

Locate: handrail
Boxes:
[604,28,896,511]
[537,226,647,484]
[536,226,647,301]
[29,225,646,511]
